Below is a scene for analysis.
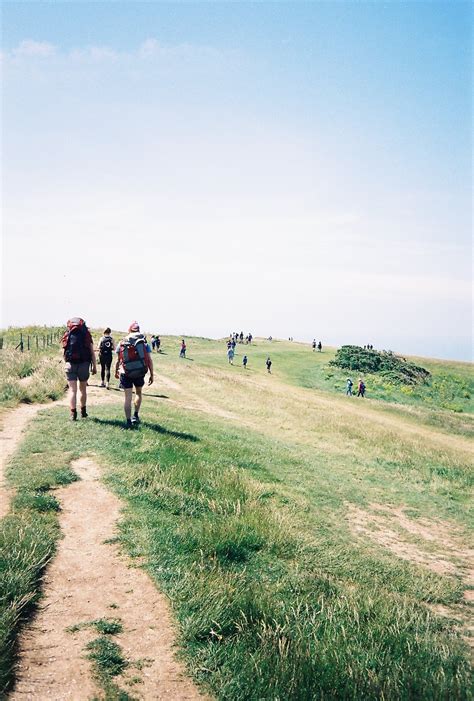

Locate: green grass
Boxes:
[0,415,77,694]
[2,397,471,699]
[0,326,66,409]
[1,333,472,699]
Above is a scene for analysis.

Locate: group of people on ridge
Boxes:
[62,318,154,427]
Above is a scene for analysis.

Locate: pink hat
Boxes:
[128,321,140,332]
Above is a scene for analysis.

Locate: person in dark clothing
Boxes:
[317,341,322,352]
[180,339,187,358]
[243,354,248,369]
[97,327,115,388]
[266,357,272,373]
[357,379,366,397]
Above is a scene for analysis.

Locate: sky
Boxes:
[1,1,472,360]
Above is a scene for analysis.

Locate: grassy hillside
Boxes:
[1,330,473,698]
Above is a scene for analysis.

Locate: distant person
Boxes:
[115,322,154,428]
[312,339,316,352]
[268,336,273,342]
[243,354,248,369]
[180,339,187,358]
[317,341,322,352]
[150,335,156,351]
[248,333,253,344]
[231,338,236,351]
[97,327,115,389]
[62,317,97,421]
[240,331,244,343]
[346,378,353,396]
[156,335,161,352]
[227,346,234,365]
[357,379,366,398]
[266,357,272,373]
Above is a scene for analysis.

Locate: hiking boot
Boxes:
[81,406,88,419]
[70,409,77,421]
[124,418,133,429]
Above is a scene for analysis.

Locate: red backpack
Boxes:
[62,318,91,363]
[119,334,149,379]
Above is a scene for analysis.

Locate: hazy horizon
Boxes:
[1,2,472,362]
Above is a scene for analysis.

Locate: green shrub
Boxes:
[330,346,430,385]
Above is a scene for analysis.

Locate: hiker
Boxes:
[266,357,272,373]
[150,335,156,351]
[155,335,161,352]
[227,346,234,365]
[357,379,366,397]
[180,339,186,358]
[97,327,115,388]
[318,341,322,352]
[115,322,154,428]
[312,339,316,351]
[346,378,353,396]
[62,317,97,421]
[248,333,253,344]
[243,354,248,369]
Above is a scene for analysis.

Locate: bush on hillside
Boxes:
[329,346,430,385]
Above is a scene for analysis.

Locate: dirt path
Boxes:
[10,457,206,700]
[0,385,120,521]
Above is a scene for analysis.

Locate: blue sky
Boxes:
[1,1,472,359]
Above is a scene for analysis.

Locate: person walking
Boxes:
[227,346,234,365]
[266,357,272,373]
[156,335,161,352]
[114,322,154,428]
[346,378,353,396]
[62,317,97,421]
[97,327,115,388]
[242,354,248,369]
[317,341,322,352]
[357,379,366,397]
[180,339,187,358]
[312,339,316,352]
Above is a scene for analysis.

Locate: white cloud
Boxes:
[68,45,119,62]
[12,39,56,58]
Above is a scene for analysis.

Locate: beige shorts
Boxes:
[65,361,90,382]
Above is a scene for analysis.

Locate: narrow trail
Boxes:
[11,457,206,700]
[0,385,120,520]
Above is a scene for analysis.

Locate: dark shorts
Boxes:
[119,373,145,390]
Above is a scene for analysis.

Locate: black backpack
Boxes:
[63,319,90,363]
[99,335,114,358]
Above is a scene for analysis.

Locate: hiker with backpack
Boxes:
[114,322,154,428]
[242,354,248,369]
[97,327,115,388]
[357,379,366,398]
[62,317,97,421]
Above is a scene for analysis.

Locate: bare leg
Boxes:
[68,379,78,410]
[79,380,88,409]
[134,386,143,415]
[124,388,133,420]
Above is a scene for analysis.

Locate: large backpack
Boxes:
[99,335,114,358]
[119,334,148,379]
[62,318,91,363]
